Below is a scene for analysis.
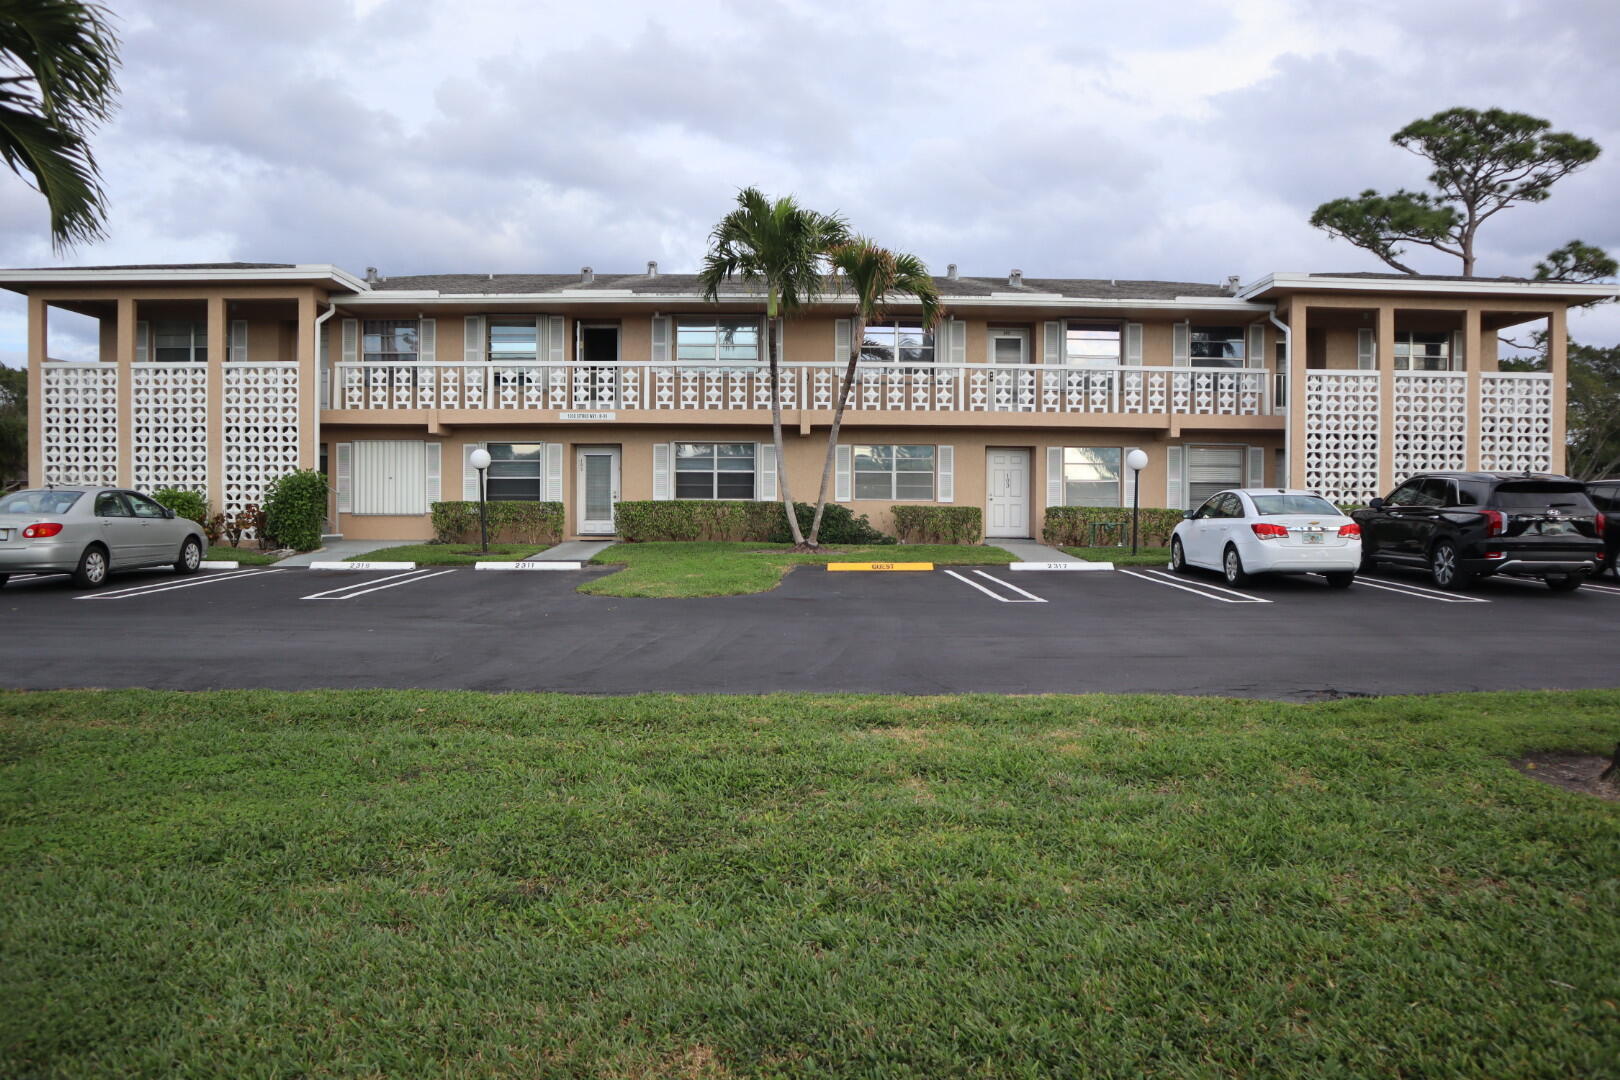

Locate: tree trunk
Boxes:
[766,299,804,546]
[808,318,864,546]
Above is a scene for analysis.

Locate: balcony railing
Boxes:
[329,361,1275,416]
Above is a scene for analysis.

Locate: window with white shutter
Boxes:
[936,445,954,503]
[544,443,564,503]
[835,445,853,502]
[757,443,777,501]
[1357,328,1376,370]
[835,318,852,362]
[419,318,436,363]
[1045,446,1063,508]
[1124,323,1143,365]
[464,316,484,363]
[341,319,358,363]
[1186,445,1245,506]
[462,442,485,501]
[650,316,671,363]
[1247,324,1265,369]
[652,442,673,500]
[335,442,353,513]
[1172,322,1191,366]
[229,319,248,363]
[135,321,150,363]
[424,442,442,504]
[1166,446,1185,508]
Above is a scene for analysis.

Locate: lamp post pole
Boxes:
[470,448,492,553]
[1126,449,1149,556]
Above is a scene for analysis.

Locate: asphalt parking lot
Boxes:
[3,560,1617,699]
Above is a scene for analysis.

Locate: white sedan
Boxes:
[1170,489,1362,588]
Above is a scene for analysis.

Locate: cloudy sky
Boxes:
[4,0,1618,363]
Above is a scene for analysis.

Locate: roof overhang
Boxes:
[335,290,1274,313]
[1239,272,1620,304]
[0,264,371,294]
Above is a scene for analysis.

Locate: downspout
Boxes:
[313,302,337,533]
[1268,309,1290,486]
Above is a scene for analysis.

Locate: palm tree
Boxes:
[808,239,943,546]
[699,187,848,546]
[0,0,120,251]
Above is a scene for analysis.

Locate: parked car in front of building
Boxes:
[1171,489,1362,588]
[1354,472,1605,592]
[0,487,206,588]
[1585,479,1619,576]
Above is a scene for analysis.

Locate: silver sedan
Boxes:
[0,486,208,588]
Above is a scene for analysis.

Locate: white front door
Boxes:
[988,328,1033,409]
[986,448,1030,538]
[576,446,620,535]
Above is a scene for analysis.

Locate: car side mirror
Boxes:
[1182,510,1195,519]
[1368,498,1385,510]
[162,508,176,519]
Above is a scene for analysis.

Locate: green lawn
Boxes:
[1,689,1616,1077]
[204,544,279,565]
[1063,544,1172,567]
[584,541,1016,598]
[345,543,549,565]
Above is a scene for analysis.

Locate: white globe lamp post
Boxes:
[1126,448,1150,555]
[469,447,492,552]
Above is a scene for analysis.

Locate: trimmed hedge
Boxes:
[1043,505,1184,548]
[431,501,564,546]
[263,470,327,551]
[779,503,892,545]
[890,505,982,544]
[615,500,895,544]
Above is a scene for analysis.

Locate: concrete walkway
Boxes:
[528,539,617,563]
[986,538,1096,563]
[277,539,414,567]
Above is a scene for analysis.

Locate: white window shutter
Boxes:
[1046,446,1064,508]
[462,442,485,501]
[1247,324,1265,369]
[1124,323,1143,364]
[937,445,954,502]
[835,444,852,502]
[1123,445,1141,507]
[135,321,149,363]
[1166,446,1185,508]
[1043,321,1062,365]
[1357,328,1376,369]
[652,442,672,500]
[424,442,442,504]
[947,319,966,365]
[1172,322,1191,366]
[650,316,670,363]
[548,316,566,363]
[835,318,852,362]
[1452,330,1465,369]
[1246,446,1264,488]
[465,316,484,363]
[229,319,248,363]
[757,443,777,501]
[335,442,353,513]
[775,317,785,362]
[419,318,436,362]
[341,318,358,363]
[544,442,564,502]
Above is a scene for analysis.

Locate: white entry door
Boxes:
[576,446,621,535]
[988,328,1033,409]
[986,448,1030,538]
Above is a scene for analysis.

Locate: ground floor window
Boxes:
[1062,447,1121,506]
[487,442,543,501]
[854,444,935,500]
[675,442,756,499]
[1186,445,1245,505]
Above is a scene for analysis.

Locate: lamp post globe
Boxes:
[1126,449,1149,555]
[469,448,491,471]
[469,448,493,553]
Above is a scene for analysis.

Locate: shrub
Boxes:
[151,487,209,527]
[615,500,782,542]
[430,501,564,545]
[262,470,327,551]
[1043,505,1184,548]
[775,502,894,545]
[890,505,982,544]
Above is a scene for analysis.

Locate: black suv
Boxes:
[1354,472,1606,591]
[1586,479,1620,575]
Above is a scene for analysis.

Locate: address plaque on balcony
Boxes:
[559,411,617,421]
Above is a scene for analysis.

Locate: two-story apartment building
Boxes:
[5,262,1612,541]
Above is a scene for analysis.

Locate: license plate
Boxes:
[1302,533,1323,545]
[0,528,9,541]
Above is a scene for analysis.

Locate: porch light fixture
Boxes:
[470,447,492,553]
[1126,448,1149,555]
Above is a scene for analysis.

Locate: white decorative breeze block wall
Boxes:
[1392,372,1467,480]
[1479,374,1553,473]
[1304,371,1381,504]
[131,364,208,493]
[223,363,301,514]
[41,364,119,486]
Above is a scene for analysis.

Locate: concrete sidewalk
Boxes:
[528,540,617,563]
[278,539,414,567]
[987,538,1096,563]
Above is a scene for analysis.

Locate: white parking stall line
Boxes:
[302,568,456,600]
[1574,580,1620,596]
[943,569,1039,603]
[77,568,289,600]
[1353,576,1490,603]
[1118,568,1273,604]
[972,570,1047,603]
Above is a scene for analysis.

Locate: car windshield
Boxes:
[1249,494,1339,516]
[1494,483,1593,511]
[0,489,84,514]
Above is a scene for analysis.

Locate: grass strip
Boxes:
[1063,544,1172,567]
[584,541,1015,597]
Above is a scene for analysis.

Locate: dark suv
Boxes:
[1354,472,1606,592]
[1586,479,1620,575]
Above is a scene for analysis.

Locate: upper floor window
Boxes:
[153,320,206,363]
[675,442,756,499]
[853,444,935,501]
[1190,326,1245,369]
[676,317,761,364]
[364,320,418,363]
[1064,322,1121,367]
[487,318,538,363]
[1394,331,1452,371]
[1061,447,1122,507]
[862,320,933,364]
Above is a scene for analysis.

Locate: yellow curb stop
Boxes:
[826,562,935,572]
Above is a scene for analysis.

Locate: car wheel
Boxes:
[1170,537,1190,574]
[175,536,202,575]
[1222,545,1250,587]
[1546,574,1582,593]
[1324,571,1355,589]
[71,544,109,589]
[1428,540,1472,591]
[1359,549,1377,573]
